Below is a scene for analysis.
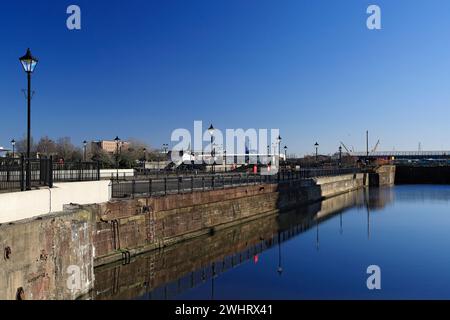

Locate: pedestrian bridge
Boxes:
[351,151,450,159]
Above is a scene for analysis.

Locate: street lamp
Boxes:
[142,148,147,173]
[114,136,120,180]
[314,142,319,163]
[338,145,342,167]
[284,145,288,169]
[83,140,87,161]
[19,48,38,190]
[11,139,16,159]
[162,143,169,175]
[208,124,215,173]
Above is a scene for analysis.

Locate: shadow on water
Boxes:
[90,187,394,300]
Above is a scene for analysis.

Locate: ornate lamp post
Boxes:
[11,139,16,159]
[208,124,215,174]
[114,136,121,180]
[142,147,147,173]
[19,48,38,190]
[284,145,288,170]
[314,142,319,163]
[83,140,87,161]
[339,145,342,167]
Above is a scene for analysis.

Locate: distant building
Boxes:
[91,140,130,154]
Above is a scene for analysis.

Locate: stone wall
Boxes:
[0,209,94,300]
[92,173,367,266]
[0,173,368,299]
[91,187,371,300]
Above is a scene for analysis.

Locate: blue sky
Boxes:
[1,0,450,155]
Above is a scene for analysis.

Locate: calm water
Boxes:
[93,185,450,300]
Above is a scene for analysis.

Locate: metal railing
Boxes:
[111,167,360,198]
[0,156,100,192]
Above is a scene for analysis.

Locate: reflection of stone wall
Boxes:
[91,187,371,300]
[0,209,94,300]
[92,174,367,266]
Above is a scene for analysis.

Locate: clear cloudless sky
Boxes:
[1,0,450,156]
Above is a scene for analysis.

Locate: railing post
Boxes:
[191,176,194,193]
[202,176,205,191]
[131,179,136,198]
[178,177,182,194]
[164,177,167,195]
[79,160,82,181]
[97,161,101,181]
[20,155,25,191]
[48,156,53,188]
[149,178,152,196]
[212,176,215,190]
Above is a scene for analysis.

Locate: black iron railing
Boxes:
[111,167,360,198]
[0,156,100,192]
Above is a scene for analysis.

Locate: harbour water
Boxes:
[92,185,450,300]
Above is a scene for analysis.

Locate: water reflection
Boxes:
[91,186,394,300]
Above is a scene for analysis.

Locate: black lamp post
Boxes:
[114,136,120,180]
[11,139,16,159]
[284,146,288,170]
[83,140,87,161]
[338,145,342,167]
[208,124,215,174]
[19,48,38,190]
[276,135,282,170]
[314,142,319,163]
[162,143,169,175]
[142,148,147,172]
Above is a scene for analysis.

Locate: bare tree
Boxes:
[56,137,79,161]
[14,136,35,155]
[36,136,57,156]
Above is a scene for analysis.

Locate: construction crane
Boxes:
[340,141,352,155]
[371,140,380,153]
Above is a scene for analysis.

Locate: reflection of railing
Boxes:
[0,156,100,192]
[143,224,310,300]
[111,167,360,198]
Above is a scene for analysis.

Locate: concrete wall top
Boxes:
[0,180,111,224]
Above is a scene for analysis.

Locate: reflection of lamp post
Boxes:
[19,48,38,190]
[83,140,87,161]
[11,139,16,159]
[314,142,319,164]
[211,262,216,300]
[114,136,120,181]
[316,221,320,251]
[208,124,215,173]
[277,231,283,276]
[340,213,343,235]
